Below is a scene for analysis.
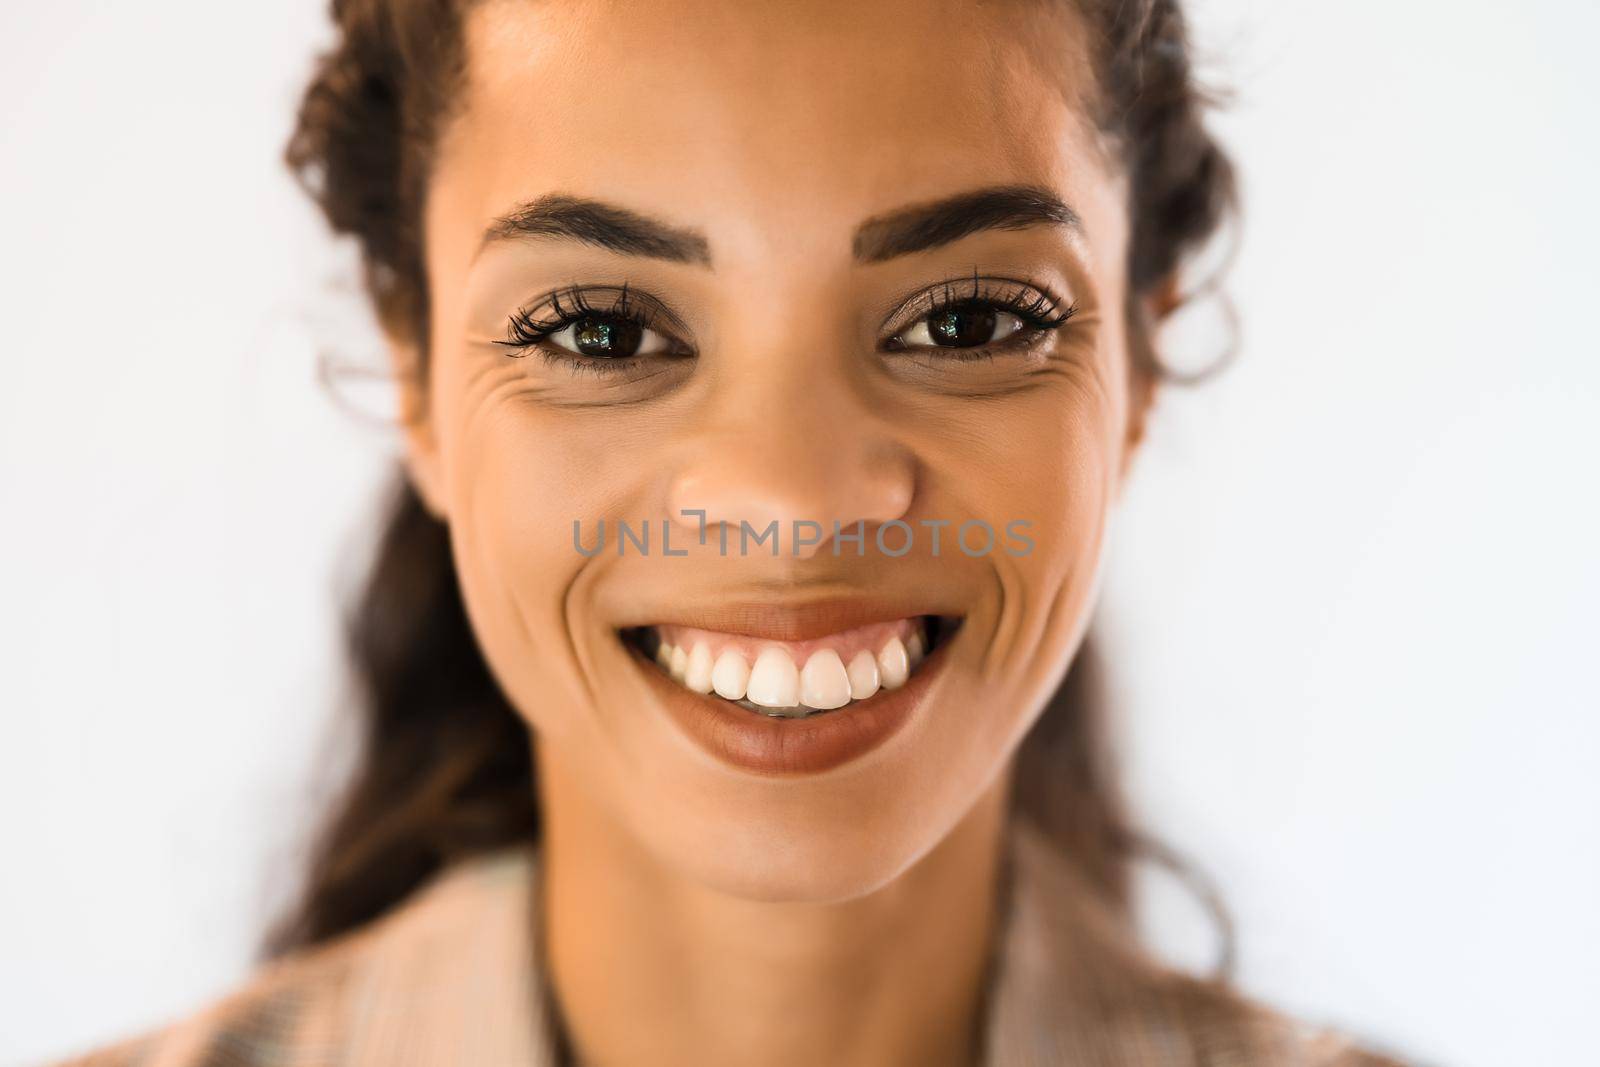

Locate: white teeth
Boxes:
[711,649,751,701]
[907,629,926,669]
[747,647,801,708]
[878,637,910,690]
[846,650,880,701]
[684,642,714,694]
[649,622,943,713]
[800,649,851,710]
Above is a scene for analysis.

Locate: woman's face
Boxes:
[405,0,1145,899]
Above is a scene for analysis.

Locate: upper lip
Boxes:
[617,596,963,643]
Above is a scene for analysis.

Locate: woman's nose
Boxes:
[666,383,915,561]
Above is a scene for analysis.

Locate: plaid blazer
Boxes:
[51,817,1409,1067]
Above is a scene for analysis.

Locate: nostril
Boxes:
[663,434,917,557]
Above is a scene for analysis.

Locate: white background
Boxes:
[2,2,1596,1065]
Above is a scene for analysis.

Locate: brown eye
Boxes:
[894,302,1025,350]
[547,314,674,359]
[929,303,997,347]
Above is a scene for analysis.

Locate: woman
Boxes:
[60,0,1409,1064]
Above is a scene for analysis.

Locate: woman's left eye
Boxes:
[891,301,1028,350]
[544,314,676,359]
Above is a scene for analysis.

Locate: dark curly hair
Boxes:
[271,0,1238,985]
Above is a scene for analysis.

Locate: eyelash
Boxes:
[495,275,1078,375]
[494,285,678,375]
[881,275,1078,361]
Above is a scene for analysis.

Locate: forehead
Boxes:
[436,0,1113,257]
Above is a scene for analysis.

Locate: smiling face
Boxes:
[399,0,1148,900]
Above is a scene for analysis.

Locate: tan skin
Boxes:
[394,1,1162,1065]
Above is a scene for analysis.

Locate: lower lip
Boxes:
[627,636,946,776]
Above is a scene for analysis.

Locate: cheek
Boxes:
[921,359,1122,700]
[850,372,1122,863]
[1003,389,1115,679]
[432,364,649,733]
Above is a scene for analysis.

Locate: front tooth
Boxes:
[878,637,910,689]
[669,644,689,682]
[711,649,751,700]
[684,642,714,693]
[907,629,926,668]
[800,650,851,710]
[747,647,801,708]
[655,640,673,668]
[846,650,880,701]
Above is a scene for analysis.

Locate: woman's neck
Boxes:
[534,748,1012,1067]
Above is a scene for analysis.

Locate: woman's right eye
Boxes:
[543,314,677,360]
[497,287,692,371]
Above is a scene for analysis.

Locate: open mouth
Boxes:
[620,615,961,719]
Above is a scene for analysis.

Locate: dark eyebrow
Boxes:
[480,194,713,266]
[852,185,1081,263]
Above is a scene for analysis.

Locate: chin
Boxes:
[639,790,956,905]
